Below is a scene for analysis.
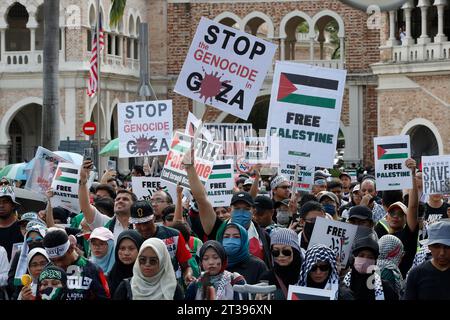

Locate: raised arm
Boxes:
[183,147,216,235]
[249,164,261,199]
[405,158,418,231]
[174,183,185,223]
[44,189,56,228]
[78,160,96,224]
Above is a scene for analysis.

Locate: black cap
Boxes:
[274,198,290,209]
[130,200,154,224]
[254,195,274,212]
[230,191,254,207]
[348,205,373,221]
[339,172,351,179]
[352,227,379,257]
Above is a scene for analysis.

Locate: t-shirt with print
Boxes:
[424,202,450,226]
[65,255,110,300]
[154,225,192,279]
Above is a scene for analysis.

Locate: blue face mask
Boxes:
[323,204,336,215]
[222,238,241,256]
[231,209,252,228]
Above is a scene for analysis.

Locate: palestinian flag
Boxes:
[170,133,191,153]
[277,72,339,109]
[208,162,233,180]
[54,166,79,184]
[377,143,409,160]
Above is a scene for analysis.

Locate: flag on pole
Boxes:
[87,14,104,97]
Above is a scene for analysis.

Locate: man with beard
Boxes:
[0,187,23,261]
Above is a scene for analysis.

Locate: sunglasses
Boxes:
[0,181,9,186]
[310,264,330,272]
[277,185,290,189]
[388,211,405,218]
[272,249,292,257]
[138,256,159,266]
[26,236,43,243]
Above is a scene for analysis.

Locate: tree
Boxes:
[41,0,60,150]
[110,0,127,27]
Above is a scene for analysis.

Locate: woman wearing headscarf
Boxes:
[88,227,115,275]
[377,235,405,296]
[107,230,144,296]
[17,248,50,300]
[185,240,246,300]
[260,229,302,300]
[341,230,398,300]
[113,238,184,300]
[217,223,267,285]
[35,264,68,301]
[297,244,344,299]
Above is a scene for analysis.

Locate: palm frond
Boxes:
[109,0,127,27]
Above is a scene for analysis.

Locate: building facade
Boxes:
[1,0,447,172]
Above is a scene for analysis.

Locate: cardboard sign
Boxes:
[174,17,277,120]
[118,100,173,158]
[278,163,314,192]
[374,135,412,191]
[267,61,347,168]
[308,217,358,268]
[185,112,213,142]
[50,162,81,213]
[287,285,336,300]
[205,159,234,207]
[160,131,221,189]
[132,176,166,201]
[422,155,450,195]
[205,123,253,160]
[25,147,68,195]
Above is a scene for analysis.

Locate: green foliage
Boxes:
[109,0,126,27]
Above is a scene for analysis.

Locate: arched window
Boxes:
[6,2,30,51]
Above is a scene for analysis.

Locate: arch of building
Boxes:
[107,98,121,140]
[214,11,242,28]
[241,11,275,38]
[0,96,65,145]
[401,118,443,155]
[310,10,345,38]
[279,10,313,39]
[89,99,108,140]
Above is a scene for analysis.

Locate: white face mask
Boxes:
[353,256,376,274]
[276,211,290,225]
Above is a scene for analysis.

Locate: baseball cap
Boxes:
[423,219,450,247]
[317,191,340,206]
[254,195,274,212]
[243,178,254,186]
[352,227,379,257]
[0,186,20,206]
[352,184,361,193]
[314,169,331,181]
[348,205,373,221]
[130,200,154,224]
[270,175,289,190]
[387,201,407,216]
[339,172,351,180]
[274,198,290,209]
[89,227,114,242]
[230,191,254,207]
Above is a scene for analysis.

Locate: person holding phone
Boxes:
[360,178,386,224]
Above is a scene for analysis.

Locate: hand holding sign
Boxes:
[80,160,92,183]
[405,158,416,172]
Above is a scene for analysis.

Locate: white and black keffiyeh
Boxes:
[298,244,339,296]
[343,269,385,300]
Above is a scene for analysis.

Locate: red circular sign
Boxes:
[83,121,97,136]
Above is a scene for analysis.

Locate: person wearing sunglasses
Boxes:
[0,178,10,187]
[113,237,184,300]
[297,244,347,299]
[270,175,291,203]
[260,228,302,300]
[17,248,50,300]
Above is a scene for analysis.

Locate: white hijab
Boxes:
[130,238,177,300]
[26,248,49,295]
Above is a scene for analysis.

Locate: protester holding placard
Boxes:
[374,158,419,277]
[216,223,267,285]
[297,202,327,254]
[260,229,302,300]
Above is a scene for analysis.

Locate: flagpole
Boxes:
[96,0,101,173]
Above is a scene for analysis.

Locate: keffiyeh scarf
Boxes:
[343,269,385,300]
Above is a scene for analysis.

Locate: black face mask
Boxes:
[303,222,315,241]
[28,241,44,250]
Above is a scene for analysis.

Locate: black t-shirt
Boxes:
[403,261,450,300]
[0,220,23,261]
[228,255,268,285]
[189,211,223,242]
[424,202,450,225]
[375,223,419,278]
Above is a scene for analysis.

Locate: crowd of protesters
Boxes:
[0,149,449,301]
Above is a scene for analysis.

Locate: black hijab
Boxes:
[273,248,302,288]
[107,230,144,295]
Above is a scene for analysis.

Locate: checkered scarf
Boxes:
[343,269,385,300]
[298,244,339,295]
[377,235,404,295]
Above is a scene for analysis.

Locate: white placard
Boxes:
[205,159,234,207]
[278,163,314,192]
[174,17,277,120]
[267,61,346,167]
[374,135,412,191]
[132,176,165,201]
[50,162,81,214]
[422,155,450,195]
[118,100,173,158]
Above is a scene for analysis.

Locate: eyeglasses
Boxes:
[26,236,43,243]
[271,249,292,257]
[29,261,48,268]
[138,256,159,266]
[310,264,330,272]
[151,199,167,204]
